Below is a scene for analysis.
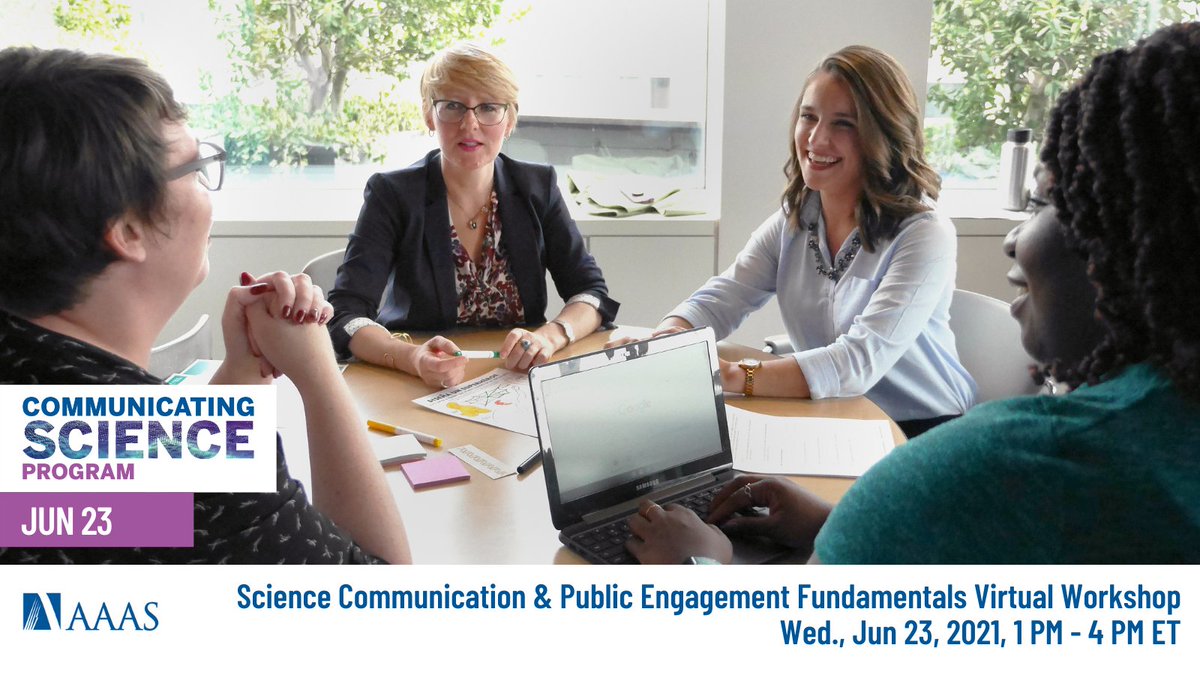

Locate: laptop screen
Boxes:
[531,328,732,526]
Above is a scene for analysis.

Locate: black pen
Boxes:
[516,450,542,475]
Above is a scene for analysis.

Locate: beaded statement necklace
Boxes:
[806,219,861,283]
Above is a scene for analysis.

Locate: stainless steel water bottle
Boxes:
[999,128,1033,211]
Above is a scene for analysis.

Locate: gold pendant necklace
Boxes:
[449,187,493,231]
[469,202,488,230]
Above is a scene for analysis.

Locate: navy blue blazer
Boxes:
[328,150,618,356]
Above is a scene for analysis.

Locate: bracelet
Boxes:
[383,333,413,370]
[550,318,576,345]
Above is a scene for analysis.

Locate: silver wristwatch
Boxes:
[343,317,384,338]
[550,319,576,344]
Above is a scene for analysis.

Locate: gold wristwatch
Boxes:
[737,358,761,396]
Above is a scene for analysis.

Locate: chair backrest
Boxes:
[148,314,212,379]
[302,248,347,293]
[949,289,1040,403]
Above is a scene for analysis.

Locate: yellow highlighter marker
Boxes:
[367,419,444,447]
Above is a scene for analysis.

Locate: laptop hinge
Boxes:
[580,470,729,525]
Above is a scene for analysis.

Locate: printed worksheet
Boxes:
[413,368,537,437]
[725,405,896,477]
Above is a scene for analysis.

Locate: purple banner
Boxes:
[0,492,193,547]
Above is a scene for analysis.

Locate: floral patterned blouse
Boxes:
[450,190,526,325]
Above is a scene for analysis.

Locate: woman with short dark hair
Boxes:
[0,47,411,564]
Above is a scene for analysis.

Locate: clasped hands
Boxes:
[624,475,833,564]
[215,271,339,387]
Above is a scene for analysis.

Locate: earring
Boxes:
[428,129,435,137]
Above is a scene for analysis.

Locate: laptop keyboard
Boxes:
[568,485,722,564]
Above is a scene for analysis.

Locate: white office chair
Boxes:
[948,289,1039,403]
[762,333,794,355]
[149,314,212,379]
[763,289,1038,403]
[301,248,346,293]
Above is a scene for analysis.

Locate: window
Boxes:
[924,0,1200,189]
[2,0,711,200]
[488,0,710,190]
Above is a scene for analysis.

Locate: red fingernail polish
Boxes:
[295,310,306,324]
[318,312,329,326]
[249,283,272,296]
[281,305,292,319]
[240,272,253,286]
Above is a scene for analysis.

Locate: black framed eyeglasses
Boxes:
[432,99,510,126]
[166,141,226,191]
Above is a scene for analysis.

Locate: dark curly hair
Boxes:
[0,47,185,317]
[1041,22,1200,398]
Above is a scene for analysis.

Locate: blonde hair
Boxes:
[782,45,940,252]
[420,42,519,125]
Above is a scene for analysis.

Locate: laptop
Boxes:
[528,327,787,564]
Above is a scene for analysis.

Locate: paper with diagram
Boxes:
[413,368,537,437]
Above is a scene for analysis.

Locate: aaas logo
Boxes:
[21,591,159,632]
[22,593,61,630]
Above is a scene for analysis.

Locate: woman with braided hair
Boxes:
[625,23,1200,564]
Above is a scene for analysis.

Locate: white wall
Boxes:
[715,0,935,344]
[165,0,977,356]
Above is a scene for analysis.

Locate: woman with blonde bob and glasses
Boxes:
[609,45,975,438]
[329,43,618,387]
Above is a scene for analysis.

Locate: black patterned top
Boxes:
[451,191,526,326]
[0,309,383,564]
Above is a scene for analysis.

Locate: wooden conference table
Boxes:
[339,328,906,564]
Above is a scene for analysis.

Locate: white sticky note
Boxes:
[448,444,515,480]
[370,434,428,466]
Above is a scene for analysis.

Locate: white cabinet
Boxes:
[587,235,716,328]
[162,203,1015,359]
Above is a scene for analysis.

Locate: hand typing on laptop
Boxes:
[625,501,733,564]
[624,476,833,564]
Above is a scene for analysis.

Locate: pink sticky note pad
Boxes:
[401,454,471,488]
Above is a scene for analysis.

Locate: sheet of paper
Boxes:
[370,434,428,466]
[449,444,515,480]
[725,405,896,477]
[413,368,537,437]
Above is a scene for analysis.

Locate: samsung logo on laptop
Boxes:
[22,592,159,631]
[635,478,660,492]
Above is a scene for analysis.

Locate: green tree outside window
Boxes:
[194,0,504,166]
[926,0,1200,181]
